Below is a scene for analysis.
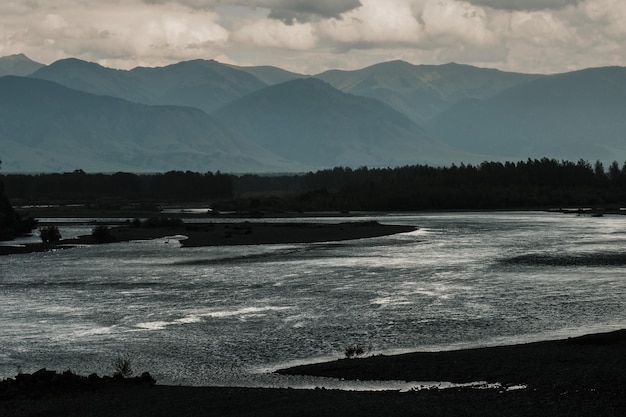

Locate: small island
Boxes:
[0,219,417,256]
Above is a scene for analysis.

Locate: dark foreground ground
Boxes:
[2,329,625,416]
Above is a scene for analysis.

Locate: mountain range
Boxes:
[1,53,625,173]
[0,76,303,173]
[315,60,541,124]
[213,77,469,168]
[30,58,268,114]
[424,66,626,162]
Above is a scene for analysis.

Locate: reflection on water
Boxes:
[1,212,626,386]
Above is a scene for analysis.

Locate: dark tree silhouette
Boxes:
[39,226,62,243]
[3,159,626,215]
[0,171,233,203]
[216,158,626,212]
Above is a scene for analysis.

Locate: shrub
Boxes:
[344,344,368,359]
[91,225,114,243]
[113,353,133,378]
[39,226,61,243]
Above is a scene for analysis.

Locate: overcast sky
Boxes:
[1,0,625,74]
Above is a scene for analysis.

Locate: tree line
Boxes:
[219,158,626,212]
[1,169,233,203]
[0,160,37,240]
[3,159,626,217]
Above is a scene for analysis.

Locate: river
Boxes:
[1,211,625,387]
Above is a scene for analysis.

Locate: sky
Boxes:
[1,0,626,74]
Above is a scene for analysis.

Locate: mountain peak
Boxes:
[44,57,115,71]
[213,75,462,168]
[30,56,268,114]
[2,53,30,61]
[0,53,44,76]
[371,59,413,68]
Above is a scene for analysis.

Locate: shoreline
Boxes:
[0,220,417,256]
[2,329,625,416]
[277,328,626,388]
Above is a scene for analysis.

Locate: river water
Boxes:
[1,211,625,387]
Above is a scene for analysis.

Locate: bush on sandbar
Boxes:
[39,225,61,243]
[91,224,114,243]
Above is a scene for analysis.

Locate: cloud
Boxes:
[580,0,626,40]
[231,18,317,50]
[317,0,423,48]
[265,0,363,23]
[419,0,497,46]
[317,1,498,52]
[0,1,230,68]
[143,0,363,22]
[465,0,582,11]
[1,0,626,75]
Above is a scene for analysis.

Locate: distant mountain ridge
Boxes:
[28,57,542,124]
[224,63,303,85]
[31,58,269,113]
[315,60,542,123]
[2,53,626,172]
[425,66,626,163]
[213,77,473,168]
[0,76,305,173]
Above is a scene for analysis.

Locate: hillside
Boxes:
[225,63,303,85]
[424,66,626,163]
[128,59,268,112]
[31,58,268,113]
[315,60,541,123]
[214,78,474,168]
[0,76,304,173]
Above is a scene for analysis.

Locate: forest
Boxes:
[0,163,36,240]
[2,159,626,216]
[1,170,233,203]
[222,158,626,212]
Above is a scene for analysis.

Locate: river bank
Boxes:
[2,329,624,416]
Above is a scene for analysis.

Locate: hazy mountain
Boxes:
[0,76,305,173]
[225,64,303,85]
[31,58,268,113]
[9,54,626,172]
[30,58,148,102]
[315,60,542,123]
[214,78,475,168]
[0,54,44,76]
[129,59,267,112]
[424,66,626,163]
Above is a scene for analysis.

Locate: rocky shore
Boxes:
[0,369,156,401]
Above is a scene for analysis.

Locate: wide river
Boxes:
[1,211,626,388]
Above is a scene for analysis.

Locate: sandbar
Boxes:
[0,221,417,255]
